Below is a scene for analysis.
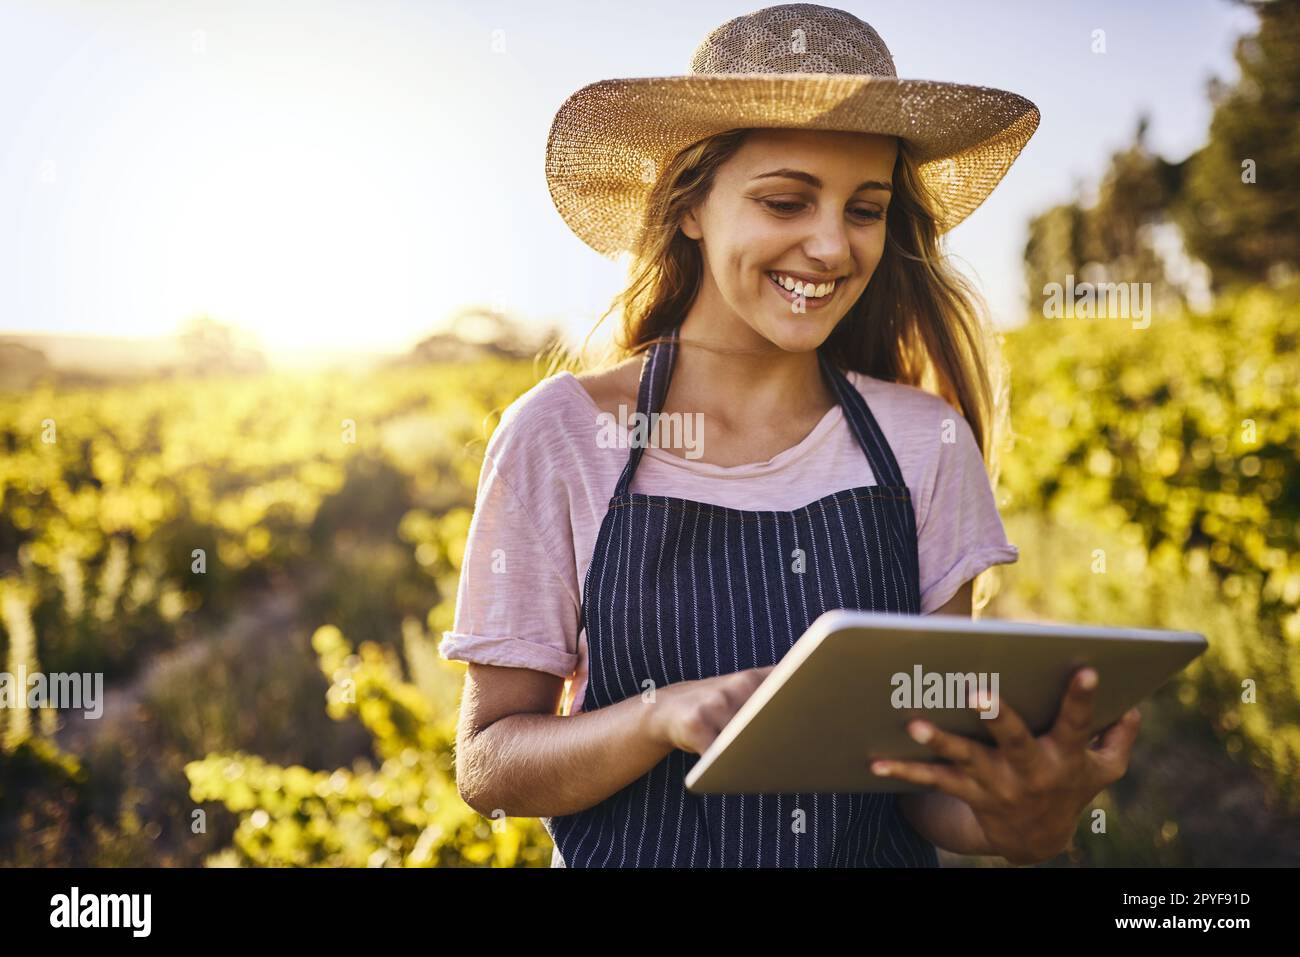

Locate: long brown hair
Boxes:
[539,128,1015,612]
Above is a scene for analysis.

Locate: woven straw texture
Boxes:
[545,3,1040,259]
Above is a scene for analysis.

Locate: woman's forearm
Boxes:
[460,696,674,818]
[899,790,994,857]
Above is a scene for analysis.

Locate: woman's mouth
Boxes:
[765,271,840,310]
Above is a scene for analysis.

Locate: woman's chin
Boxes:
[757,314,840,353]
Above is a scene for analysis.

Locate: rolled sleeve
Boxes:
[438,631,578,678]
[438,448,581,678]
[921,544,1019,615]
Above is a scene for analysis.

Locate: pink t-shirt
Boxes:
[439,369,1019,715]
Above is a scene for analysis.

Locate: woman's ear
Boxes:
[680,207,702,241]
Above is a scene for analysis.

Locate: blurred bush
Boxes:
[0,355,547,865]
[999,282,1300,804]
[184,619,552,867]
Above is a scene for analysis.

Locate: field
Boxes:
[0,356,554,865]
[2,285,1298,866]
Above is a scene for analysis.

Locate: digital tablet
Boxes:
[683,610,1208,795]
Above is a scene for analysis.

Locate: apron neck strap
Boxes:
[820,351,907,488]
[612,324,906,496]
[613,325,680,497]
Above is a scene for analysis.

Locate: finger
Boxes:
[869,757,984,805]
[693,686,750,747]
[1088,714,1125,749]
[968,687,1040,774]
[1088,707,1141,785]
[683,710,728,755]
[905,719,996,783]
[1100,707,1140,744]
[1048,667,1100,752]
[719,669,769,708]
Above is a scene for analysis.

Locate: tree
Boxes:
[1023,116,1199,317]
[1171,0,1300,290]
[175,316,267,375]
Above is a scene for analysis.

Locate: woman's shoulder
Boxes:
[569,357,641,418]
[500,359,639,425]
[842,370,983,498]
[844,369,966,435]
[485,361,639,470]
[488,372,583,452]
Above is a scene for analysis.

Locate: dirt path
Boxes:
[51,566,323,756]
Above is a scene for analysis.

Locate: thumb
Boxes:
[1090,708,1141,781]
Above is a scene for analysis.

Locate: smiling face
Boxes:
[679,128,898,353]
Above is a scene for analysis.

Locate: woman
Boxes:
[441,3,1141,867]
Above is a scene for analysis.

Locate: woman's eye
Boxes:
[761,199,883,222]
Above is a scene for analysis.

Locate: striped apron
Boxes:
[545,325,938,867]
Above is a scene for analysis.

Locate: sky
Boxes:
[0,0,1261,356]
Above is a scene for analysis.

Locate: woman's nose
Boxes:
[802,209,852,270]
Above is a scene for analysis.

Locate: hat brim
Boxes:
[545,73,1040,259]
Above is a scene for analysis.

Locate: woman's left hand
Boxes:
[871,667,1142,865]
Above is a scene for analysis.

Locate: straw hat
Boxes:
[545,3,1040,260]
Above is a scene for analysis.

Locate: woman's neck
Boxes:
[669,313,839,432]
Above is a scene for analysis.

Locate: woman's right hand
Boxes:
[644,666,776,755]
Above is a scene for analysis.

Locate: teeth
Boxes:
[769,272,836,298]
